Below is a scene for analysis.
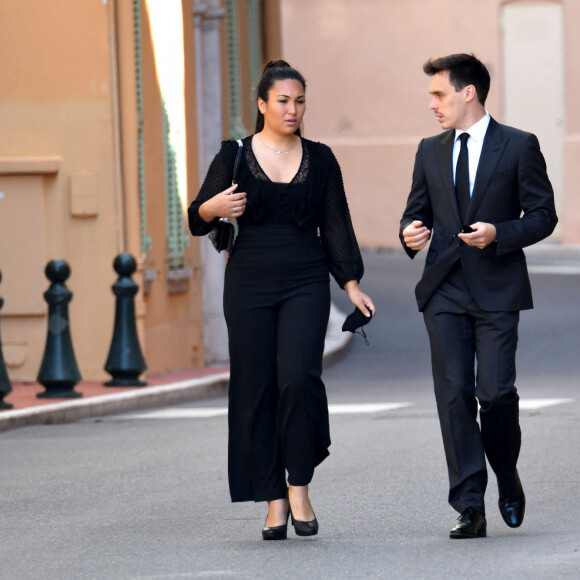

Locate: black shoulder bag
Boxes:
[208,139,243,253]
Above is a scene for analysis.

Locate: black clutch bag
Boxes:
[208,140,243,253]
[208,218,235,253]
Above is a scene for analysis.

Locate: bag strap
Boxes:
[231,139,244,185]
[218,140,244,227]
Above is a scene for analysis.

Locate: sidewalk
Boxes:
[0,303,350,432]
[4,241,577,433]
[523,241,580,260]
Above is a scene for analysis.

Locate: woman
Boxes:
[188,60,375,540]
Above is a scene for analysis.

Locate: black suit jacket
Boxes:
[400,118,558,312]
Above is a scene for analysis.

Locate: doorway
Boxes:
[502,1,564,236]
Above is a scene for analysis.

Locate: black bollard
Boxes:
[0,270,14,410]
[37,260,82,398]
[104,253,147,387]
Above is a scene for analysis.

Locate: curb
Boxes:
[0,304,351,432]
[0,374,230,432]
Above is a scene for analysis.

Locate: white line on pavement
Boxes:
[110,399,573,420]
[113,402,414,420]
[328,402,414,414]
[125,408,228,419]
[519,398,574,410]
[528,265,580,275]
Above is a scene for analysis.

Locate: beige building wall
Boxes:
[562,0,580,242]
[0,0,283,384]
[134,0,206,374]
[0,0,128,381]
[280,0,577,248]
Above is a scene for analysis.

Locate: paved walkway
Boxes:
[0,303,350,431]
[3,242,579,432]
[6,365,229,409]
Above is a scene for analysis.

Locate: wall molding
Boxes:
[0,158,61,175]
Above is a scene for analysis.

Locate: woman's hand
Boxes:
[344,280,375,317]
[199,184,247,223]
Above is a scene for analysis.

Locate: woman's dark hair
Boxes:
[423,53,490,106]
[254,60,306,134]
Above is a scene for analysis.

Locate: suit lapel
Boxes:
[467,118,507,221]
[435,130,460,222]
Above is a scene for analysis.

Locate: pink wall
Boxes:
[281,0,576,247]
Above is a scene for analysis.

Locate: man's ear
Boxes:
[464,84,477,103]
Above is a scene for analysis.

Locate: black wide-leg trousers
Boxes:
[422,263,521,515]
[224,226,332,503]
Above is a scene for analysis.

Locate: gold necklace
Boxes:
[258,134,299,155]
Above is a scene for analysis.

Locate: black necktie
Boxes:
[455,132,470,222]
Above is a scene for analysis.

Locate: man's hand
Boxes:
[457,222,497,249]
[402,220,431,251]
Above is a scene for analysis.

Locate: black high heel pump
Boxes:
[262,506,290,541]
[290,509,319,537]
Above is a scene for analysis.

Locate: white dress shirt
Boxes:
[453,112,491,197]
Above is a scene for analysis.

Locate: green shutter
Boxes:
[134,0,152,255]
[225,0,249,139]
[248,0,262,92]
[162,102,190,270]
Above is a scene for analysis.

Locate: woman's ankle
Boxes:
[288,485,315,521]
[265,498,289,527]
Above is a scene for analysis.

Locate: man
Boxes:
[400,54,557,539]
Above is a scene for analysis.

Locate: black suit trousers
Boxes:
[423,264,521,514]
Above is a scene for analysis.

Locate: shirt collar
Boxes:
[455,112,491,143]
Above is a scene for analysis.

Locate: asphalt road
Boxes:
[1,248,579,579]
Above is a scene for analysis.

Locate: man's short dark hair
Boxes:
[423,53,490,106]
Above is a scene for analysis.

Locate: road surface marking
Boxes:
[328,402,413,414]
[528,265,580,275]
[114,402,414,420]
[111,399,573,420]
[519,398,573,410]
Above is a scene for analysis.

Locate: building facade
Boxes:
[0,0,280,382]
[280,0,578,248]
[2,0,576,385]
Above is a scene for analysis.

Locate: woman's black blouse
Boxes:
[188,136,364,289]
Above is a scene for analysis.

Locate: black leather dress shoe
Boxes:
[498,470,526,528]
[449,507,487,539]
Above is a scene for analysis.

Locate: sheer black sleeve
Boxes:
[318,146,364,289]
[188,140,238,236]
